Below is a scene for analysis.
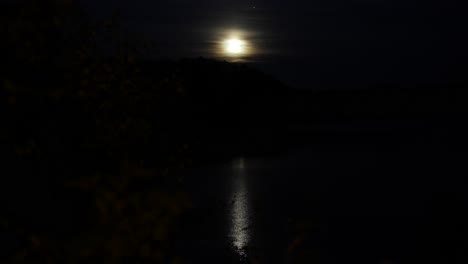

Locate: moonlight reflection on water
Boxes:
[229,157,251,258]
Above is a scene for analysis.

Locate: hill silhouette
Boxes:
[140,58,468,158]
[136,58,291,161]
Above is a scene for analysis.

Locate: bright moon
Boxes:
[224,38,246,55]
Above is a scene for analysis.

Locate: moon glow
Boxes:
[215,29,254,60]
[224,38,246,55]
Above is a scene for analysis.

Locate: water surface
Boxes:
[178,141,467,263]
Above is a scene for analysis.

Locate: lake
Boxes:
[176,132,467,263]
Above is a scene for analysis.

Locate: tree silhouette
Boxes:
[1,1,191,263]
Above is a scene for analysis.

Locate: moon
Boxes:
[215,29,253,60]
[223,38,247,56]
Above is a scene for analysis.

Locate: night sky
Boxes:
[82,0,467,88]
